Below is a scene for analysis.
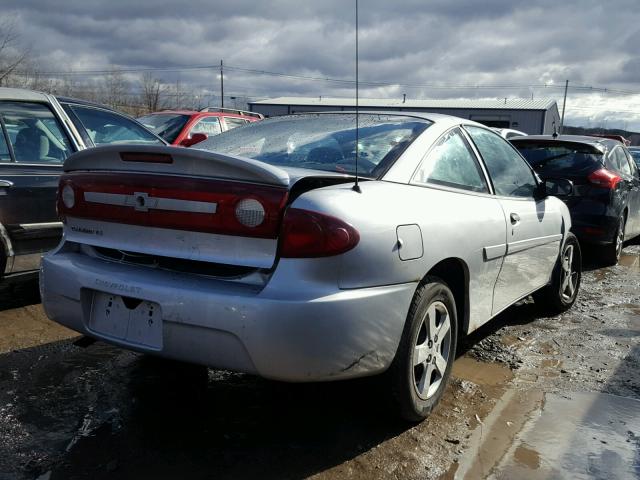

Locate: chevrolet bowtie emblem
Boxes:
[133,192,150,212]
[83,191,217,214]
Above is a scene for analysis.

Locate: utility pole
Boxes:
[560,79,569,134]
[220,59,224,108]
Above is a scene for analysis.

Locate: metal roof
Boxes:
[250,96,558,111]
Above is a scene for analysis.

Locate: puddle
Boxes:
[491,392,640,479]
[619,252,640,271]
[452,357,513,387]
[453,388,545,479]
[593,269,607,282]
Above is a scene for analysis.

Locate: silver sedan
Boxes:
[41,112,581,421]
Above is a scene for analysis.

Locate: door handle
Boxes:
[510,213,520,225]
[0,180,13,188]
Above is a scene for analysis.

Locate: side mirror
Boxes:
[180,132,208,147]
[541,178,573,198]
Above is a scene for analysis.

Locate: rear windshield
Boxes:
[197,113,432,177]
[137,113,190,144]
[513,141,603,174]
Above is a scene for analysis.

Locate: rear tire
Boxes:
[534,232,581,314]
[390,277,458,422]
[600,213,625,266]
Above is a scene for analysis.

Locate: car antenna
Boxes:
[352,0,362,193]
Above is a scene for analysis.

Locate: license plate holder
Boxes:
[89,291,162,349]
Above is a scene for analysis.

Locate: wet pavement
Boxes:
[0,246,639,479]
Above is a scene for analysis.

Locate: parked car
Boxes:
[629,146,640,169]
[0,87,164,283]
[591,134,631,146]
[137,108,263,147]
[493,128,527,139]
[511,135,640,264]
[58,96,167,148]
[41,112,580,421]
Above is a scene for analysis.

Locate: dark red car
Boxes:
[138,108,262,147]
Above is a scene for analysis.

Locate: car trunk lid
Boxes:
[59,145,293,269]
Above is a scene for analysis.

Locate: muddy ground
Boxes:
[0,245,639,480]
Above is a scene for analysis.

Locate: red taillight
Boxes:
[280,208,359,258]
[57,173,288,238]
[588,169,621,189]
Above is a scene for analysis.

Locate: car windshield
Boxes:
[137,113,190,144]
[513,141,603,174]
[198,113,432,177]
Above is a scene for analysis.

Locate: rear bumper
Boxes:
[570,213,619,245]
[41,251,415,382]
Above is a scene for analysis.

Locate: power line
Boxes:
[12,62,640,97]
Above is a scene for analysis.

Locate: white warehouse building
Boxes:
[248,97,561,135]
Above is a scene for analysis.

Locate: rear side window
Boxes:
[0,101,73,164]
[465,126,537,198]
[607,147,632,176]
[224,117,248,130]
[412,128,488,193]
[514,142,603,174]
[71,105,164,146]
[629,149,640,169]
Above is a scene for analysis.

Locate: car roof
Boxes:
[269,110,486,129]
[510,134,621,150]
[0,87,52,102]
[56,96,119,112]
[142,110,250,118]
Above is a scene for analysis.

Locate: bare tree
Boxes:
[0,15,29,86]
[101,67,129,109]
[139,72,165,112]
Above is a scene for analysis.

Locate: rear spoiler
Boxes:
[63,145,290,187]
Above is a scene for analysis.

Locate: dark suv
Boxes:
[0,88,164,283]
[511,135,640,264]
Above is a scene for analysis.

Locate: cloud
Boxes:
[3,0,640,129]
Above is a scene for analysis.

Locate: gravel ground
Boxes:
[0,245,638,480]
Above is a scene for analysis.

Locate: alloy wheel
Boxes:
[615,219,625,260]
[412,301,452,400]
[560,244,579,302]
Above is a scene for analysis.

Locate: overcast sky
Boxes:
[4,0,640,129]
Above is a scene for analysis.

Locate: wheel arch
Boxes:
[0,222,13,276]
[422,257,470,338]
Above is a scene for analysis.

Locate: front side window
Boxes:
[138,113,190,144]
[465,125,537,198]
[412,128,488,193]
[0,101,73,164]
[199,114,432,177]
[190,117,222,137]
[0,125,10,162]
[71,106,163,146]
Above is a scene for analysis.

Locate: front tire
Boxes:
[534,232,581,314]
[390,277,458,422]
